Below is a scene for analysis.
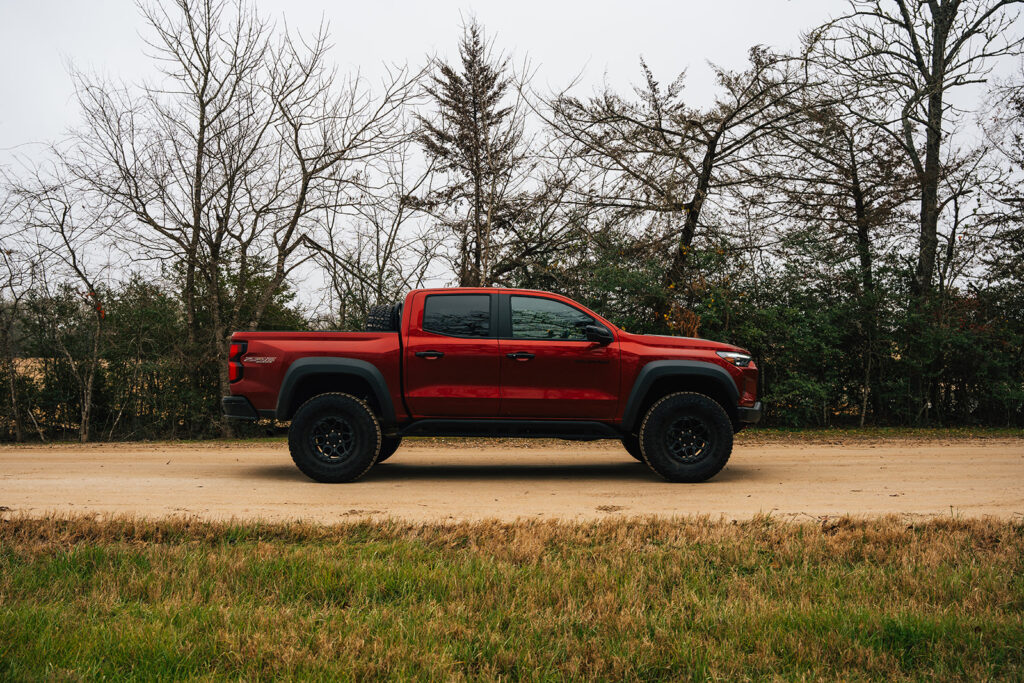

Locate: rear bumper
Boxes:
[736,401,763,424]
[222,396,260,422]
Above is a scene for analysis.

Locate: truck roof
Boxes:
[410,287,571,297]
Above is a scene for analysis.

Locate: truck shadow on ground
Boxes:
[363,461,657,482]
[244,460,761,484]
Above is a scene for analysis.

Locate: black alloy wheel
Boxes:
[309,415,356,463]
[664,415,714,464]
[638,392,734,482]
[288,392,381,483]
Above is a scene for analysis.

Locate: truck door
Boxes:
[403,292,501,417]
[498,294,620,419]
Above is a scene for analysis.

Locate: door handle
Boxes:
[415,350,444,359]
[505,352,535,361]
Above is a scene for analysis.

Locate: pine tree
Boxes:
[417,19,525,286]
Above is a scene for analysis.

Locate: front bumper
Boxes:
[222,396,260,421]
[736,401,763,424]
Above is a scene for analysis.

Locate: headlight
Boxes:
[717,350,752,367]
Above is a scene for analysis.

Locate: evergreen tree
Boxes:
[417,19,527,286]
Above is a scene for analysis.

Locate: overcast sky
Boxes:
[0,0,851,159]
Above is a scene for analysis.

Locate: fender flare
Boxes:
[276,357,396,424]
[621,360,739,429]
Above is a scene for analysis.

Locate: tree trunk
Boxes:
[247,271,286,332]
[216,347,233,438]
[2,326,22,442]
[210,278,234,438]
[912,86,945,302]
[905,9,950,424]
[850,145,876,428]
[79,318,101,443]
[664,133,720,294]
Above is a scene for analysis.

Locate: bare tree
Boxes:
[63,0,420,432]
[305,139,442,328]
[10,166,110,443]
[543,48,809,312]
[486,144,599,286]
[748,79,916,424]
[813,0,1024,302]
[0,185,33,441]
[982,63,1024,285]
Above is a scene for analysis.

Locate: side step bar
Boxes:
[397,419,622,441]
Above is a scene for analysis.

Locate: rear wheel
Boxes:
[638,392,733,482]
[621,434,643,461]
[288,393,381,483]
[376,436,402,463]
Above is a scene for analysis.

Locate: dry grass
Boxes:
[1,514,1022,680]
[735,426,1024,445]
[2,426,1022,451]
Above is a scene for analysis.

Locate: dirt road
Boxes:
[1,438,1022,522]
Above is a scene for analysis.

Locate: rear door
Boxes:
[498,294,620,419]
[403,292,501,417]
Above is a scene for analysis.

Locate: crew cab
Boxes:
[222,288,761,482]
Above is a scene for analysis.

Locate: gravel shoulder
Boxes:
[1,438,1022,522]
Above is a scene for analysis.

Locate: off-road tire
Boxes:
[376,436,402,463]
[639,392,733,483]
[621,434,643,461]
[288,393,381,483]
[365,303,401,332]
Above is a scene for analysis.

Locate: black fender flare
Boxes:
[276,357,396,424]
[621,360,739,429]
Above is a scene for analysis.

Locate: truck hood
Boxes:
[619,331,751,355]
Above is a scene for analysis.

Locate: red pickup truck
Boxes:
[222,288,761,483]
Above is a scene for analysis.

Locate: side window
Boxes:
[510,296,593,341]
[422,294,491,338]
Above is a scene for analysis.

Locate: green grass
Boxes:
[1,515,1022,680]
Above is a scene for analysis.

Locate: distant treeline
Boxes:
[2,0,1023,441]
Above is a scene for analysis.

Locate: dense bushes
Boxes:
[0,250,1020,442]
[0,277,304,441]
[519,240,1024,429]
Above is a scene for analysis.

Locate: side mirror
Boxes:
[584,324,614,345]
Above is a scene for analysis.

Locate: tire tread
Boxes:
[638,391,733,482]
[288,392,381,483]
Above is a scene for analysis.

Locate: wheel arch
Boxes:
[276,357,396,424]
[621,360,739,431]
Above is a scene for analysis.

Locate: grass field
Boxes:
[1,515,1022,680]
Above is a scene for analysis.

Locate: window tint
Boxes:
[511,296,593,340]
[423,295,491,337]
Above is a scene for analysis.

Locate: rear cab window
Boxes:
[422,294,492,338]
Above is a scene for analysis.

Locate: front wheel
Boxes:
[639,392,733,482]
[288,393,381,483]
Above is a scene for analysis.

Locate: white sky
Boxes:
[0,0,850,158]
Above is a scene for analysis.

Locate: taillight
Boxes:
[229,341,247,383]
